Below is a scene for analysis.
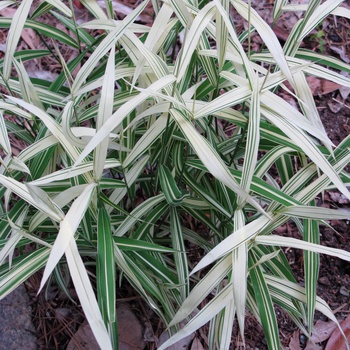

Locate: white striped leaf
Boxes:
[304,214,319,330]
[0,248,50,298]
[114,194,165,237]
[266,274,347,345]
[72,0,150,94]
[170,207,189,301]
[5,97,87,173]
[79,0,108,19]
[238,73,260,205]
[255,235,350,262]
[13,58,44,109]
[190,216,270,275]
[107,155,149,213]
[29,185,89,232]
[0,175,63,222]
[231,0,295,87]
[232,210,247,339]
[65,238,112,350]
[29,160,120,186]
[0,111,11,155]
[158,284,233,350]
[0,1,14,11]
[170,108,266,215]
[44,0,72,16]
[175,2,216,82]
[39,183,97,292]
[3,0,33,80]
[159,165,189,206]
[74,75,176,167]
[278,205,350,220]
[94,45,115,180]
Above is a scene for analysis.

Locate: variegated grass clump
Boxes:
[0,0,350,349]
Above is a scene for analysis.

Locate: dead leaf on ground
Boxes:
[27,70,58,82]
[0,7,16,17]
[289,329,302,350]
[157,326,195,350]
[330,46,350,64]
[339,72,350,100]
[67,303,146,350]
[325,315,350,350]
[20,28,40,50]
[328,191,350,205]
[0,7,40,50]
[284,76,341,97]
[67,321,99,350]
[310,320,338,344]
[305,342,323,350]
[328,96,344,113]
[273,26,289,41]
[117,303,146,350]
[306,76,341,96]
[96,0,148,22]
[191,337,205,350]
[290,320,339,350]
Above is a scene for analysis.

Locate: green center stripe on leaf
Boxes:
[159,164,190,206]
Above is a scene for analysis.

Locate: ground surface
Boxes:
[0,0,349,349]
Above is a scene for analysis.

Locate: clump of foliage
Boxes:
[0,0,350,349]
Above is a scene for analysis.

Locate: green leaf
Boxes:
[249,253,280,350]
[159,164,189,206]
[97,207,118,347]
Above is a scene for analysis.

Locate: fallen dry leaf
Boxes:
[27,70,58,82]
[67,304,146,350]
[310,320,338,343]
[284,76,341,97]
[289,323,333,350]
[339,72,350,100]
[20,28,39,50]
[0,7,39,50]
[328,191,350,205]
[117,303,146,350]
[96,0,147,22]
[330,46,350,64]
[328,96,344,113]
[67,321,99,350]
[0,6,16,17]
[289,329,302,350]
[325,315,350,350]
[305,342,323,350]
[306,76,341,96]
[158,326,195,350]
[273,26,289,41]
[191,337,205,350]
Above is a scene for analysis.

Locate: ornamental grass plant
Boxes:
[0,0,350,349]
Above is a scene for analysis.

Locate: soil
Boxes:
[0,0,350,349]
